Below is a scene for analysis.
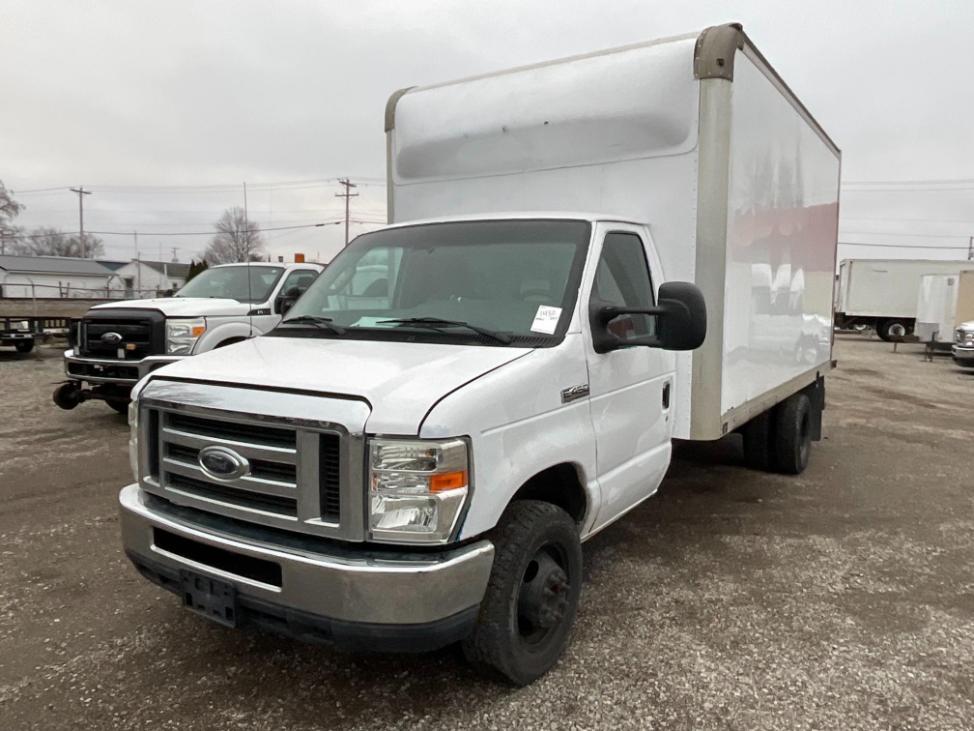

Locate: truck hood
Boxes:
[149,335,533,434]
[91,297,250,317]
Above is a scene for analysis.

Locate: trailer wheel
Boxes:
[772,392,812,475]
[877,319,912,342]
[741,411,774,471]
[462,500,582,686]
[106,399,129,415]
[15,341,34,353]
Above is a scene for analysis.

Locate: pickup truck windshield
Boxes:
[175,265,284,302]
[281,220,591,344]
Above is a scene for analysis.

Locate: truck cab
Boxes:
[56,262,323,413]
[953,320,974,367]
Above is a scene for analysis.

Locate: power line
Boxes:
[842,176,974,186]
[838,241,970,250]
[3,221,342,241]
[840,230,972,240]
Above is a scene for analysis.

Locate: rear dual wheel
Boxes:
[462,500,582,686]
[741,392,812,475]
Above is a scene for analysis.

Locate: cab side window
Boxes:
[281,269,319,297]
[591,232,655,343]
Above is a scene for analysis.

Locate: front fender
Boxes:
[195,322,253,353]
[420,336,601,540]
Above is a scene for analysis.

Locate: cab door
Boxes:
[583,224,675,531]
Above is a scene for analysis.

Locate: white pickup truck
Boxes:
[118,23,840,684]
[54,262,322,413]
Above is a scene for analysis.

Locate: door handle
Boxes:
[662,382,671,409]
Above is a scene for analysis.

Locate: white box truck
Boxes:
[915,270,974,347]
[835,258,974,341]
[118,23,840,684]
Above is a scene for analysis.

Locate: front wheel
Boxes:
[106,399,129,415]
[15,340,34,353]
[462,500,582,686]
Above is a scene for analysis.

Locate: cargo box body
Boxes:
[838,259,974,320]
[386,25,840,440]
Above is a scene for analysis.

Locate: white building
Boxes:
[0,255,123,299]
[105,260,190,297]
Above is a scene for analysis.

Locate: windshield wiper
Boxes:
[279,315,346,335]
[379,317,512,344]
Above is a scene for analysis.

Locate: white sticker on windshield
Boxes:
[530,305,562,334]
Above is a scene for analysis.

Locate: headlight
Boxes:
[14,320,29,332]
[128,400,140,482]
[368,438,469,544]
[165,317,206,355]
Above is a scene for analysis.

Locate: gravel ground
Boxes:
[1,335,972,730]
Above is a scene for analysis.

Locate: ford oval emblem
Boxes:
[100,331,123,345]
[198,446,250,481]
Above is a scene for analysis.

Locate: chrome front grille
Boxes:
[138,389,364,541]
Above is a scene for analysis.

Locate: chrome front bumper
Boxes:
[64,348,183,384]
[952,345,974,366]
[119,484,494,630]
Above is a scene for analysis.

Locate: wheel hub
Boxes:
[518,551,570,631]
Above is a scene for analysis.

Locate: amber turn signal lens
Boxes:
[429,470,467,492]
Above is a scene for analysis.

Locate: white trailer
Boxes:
[836,258,974,341]
[119,23,840,684]
[915,270,974,346]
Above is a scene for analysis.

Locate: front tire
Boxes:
[106,399,129,415]
[15,340,34,353]
[462,500,582,686]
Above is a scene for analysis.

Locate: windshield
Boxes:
[175,265,284,302]
[281,220,591,345]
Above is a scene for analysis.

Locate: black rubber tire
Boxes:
[741,411,773,471]
[772,392,812,475]
[15,340,34,353]
[462,500,582,686]
[106,399,129,415]
[877,319,912,342]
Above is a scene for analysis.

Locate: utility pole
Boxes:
[69,186,92,257]
[968,235,973,261]
[335,178,359,246]
[134,231,141,295]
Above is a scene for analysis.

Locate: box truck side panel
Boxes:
[718,53,840,418]
[842,259,973,319]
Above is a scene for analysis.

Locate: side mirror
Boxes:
[590,281,707,353]
[275,286,306,315]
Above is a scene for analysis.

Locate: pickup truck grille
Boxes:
[80,308,165,359]
[142,406,345,534]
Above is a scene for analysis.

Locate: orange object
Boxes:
[294,253,306,263]
[429,470,467,492]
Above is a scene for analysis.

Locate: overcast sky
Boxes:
[3,0,973,263]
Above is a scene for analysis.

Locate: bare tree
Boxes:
[204,207,265,264]
[9,227,104,258]
[0,180,25,254]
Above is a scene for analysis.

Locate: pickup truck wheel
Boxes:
[106,399,129,415]
[772,392,811,475]
[462,500,582,686]
[15,341,34,353]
